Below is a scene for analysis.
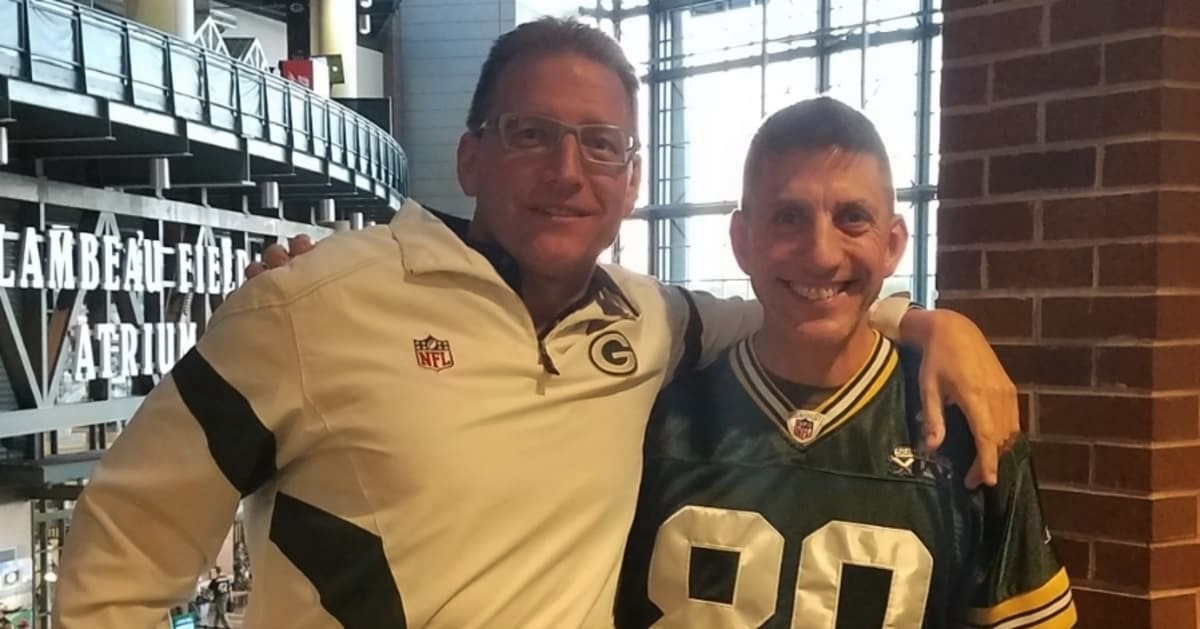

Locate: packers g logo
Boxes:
[589,331,638,376]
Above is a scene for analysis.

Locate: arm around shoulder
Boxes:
[663,287,763,378]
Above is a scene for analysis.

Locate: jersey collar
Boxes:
[729,331,899,447]
[388,199,640,322]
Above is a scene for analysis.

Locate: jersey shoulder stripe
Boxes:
[966,567,1076,629]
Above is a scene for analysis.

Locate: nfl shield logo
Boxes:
[787,410,825,445]
[413,335,454,372]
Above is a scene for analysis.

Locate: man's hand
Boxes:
[901,308,1019,489]
[245,234,315,279]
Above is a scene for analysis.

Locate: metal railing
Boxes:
[0,0,407,201]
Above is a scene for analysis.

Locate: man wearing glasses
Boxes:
[55,18,1018,629]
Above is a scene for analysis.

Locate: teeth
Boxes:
[788,283,841,301]
[539,207,583,217]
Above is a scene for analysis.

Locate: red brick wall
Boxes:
[937,0,1200,626]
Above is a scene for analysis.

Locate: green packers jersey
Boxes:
[616,333,1076,629]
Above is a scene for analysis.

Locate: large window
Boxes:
[593,0,941,303]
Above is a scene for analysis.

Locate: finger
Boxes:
[263,243,291,269]
[244,262,268,280]
[953,386,1003,487]
[965,459,985,490]
[970,433,1001,488]
[919,376,946,453]
[1004,382,1022,441]
[289,234,316,256]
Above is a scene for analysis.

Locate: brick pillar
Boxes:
[937,1,1200,627]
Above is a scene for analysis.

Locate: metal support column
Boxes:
[648,5,688,284]
[816,0,832,93]
[913,0,936,305]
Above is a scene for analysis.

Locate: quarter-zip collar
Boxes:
[389,199,640,328]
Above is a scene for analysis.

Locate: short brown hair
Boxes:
[742,97,893,207]
[466,17,640,133]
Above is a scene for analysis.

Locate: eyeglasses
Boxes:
[479,113,639,166]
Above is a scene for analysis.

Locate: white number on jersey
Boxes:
[647,505,934,629]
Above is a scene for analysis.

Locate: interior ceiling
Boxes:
[222,0,401,49]
[216,0,402,21]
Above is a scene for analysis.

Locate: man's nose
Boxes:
[795,219,843,271]
[544,131,586,186]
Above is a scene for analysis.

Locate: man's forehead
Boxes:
[754,150,884,189]
[743,148,891,209]
[492,53,634,123]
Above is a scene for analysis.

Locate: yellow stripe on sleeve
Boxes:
[967,567,1075,628]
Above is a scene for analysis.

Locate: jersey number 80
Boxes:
[647,505,934,629]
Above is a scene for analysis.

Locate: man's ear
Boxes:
[729,209,752,276]
[883,211,909,277]
[457,131,480,197]
[623,154,642,218]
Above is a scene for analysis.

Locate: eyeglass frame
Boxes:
[474,112,641,167]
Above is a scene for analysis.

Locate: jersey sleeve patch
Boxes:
[966,567,1076,629]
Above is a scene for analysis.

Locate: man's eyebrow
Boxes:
[834,199,874,212]
[771,198,816,214]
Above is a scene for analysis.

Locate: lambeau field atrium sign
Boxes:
[0,224,253,384]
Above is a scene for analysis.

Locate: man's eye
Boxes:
[838,209,873,226]
[774,210,800,225]
[516,128,547,141]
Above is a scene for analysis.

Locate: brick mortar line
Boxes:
[1055,535,1200,549]
[940,132,1200,161]
[1067,583,1149,598]
[1032,436,1200,449]
[1037,482,1200,500]
[940,27,1191,67]
[941,81,1200,115]
[1021,386,1200,398]
[1076,582,1200,599]
[1031,279,1042,341]
[939,235,1200,251]
[1068,585,1200,600]
[938,288,1200,299]
[938,185,1200,205]
[1015,338,1200,348]
[995,338,1200,348]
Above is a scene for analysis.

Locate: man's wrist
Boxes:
[869,293,923,342]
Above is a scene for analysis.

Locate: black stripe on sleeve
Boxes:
[270,493,408,628]
[675,286,704,374]
[172,348,278,497]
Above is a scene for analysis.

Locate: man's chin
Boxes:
[776,313,869,348]
[518,243,601,280]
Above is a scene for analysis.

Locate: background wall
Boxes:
[937,1,1200,626]
[219,6,386,99]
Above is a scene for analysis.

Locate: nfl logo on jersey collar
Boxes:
[787,410,826,445]
[730,332,898,448]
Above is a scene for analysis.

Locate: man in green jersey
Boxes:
[616,98,1076,629]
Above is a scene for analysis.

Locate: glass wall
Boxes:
[589,0,941,303]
